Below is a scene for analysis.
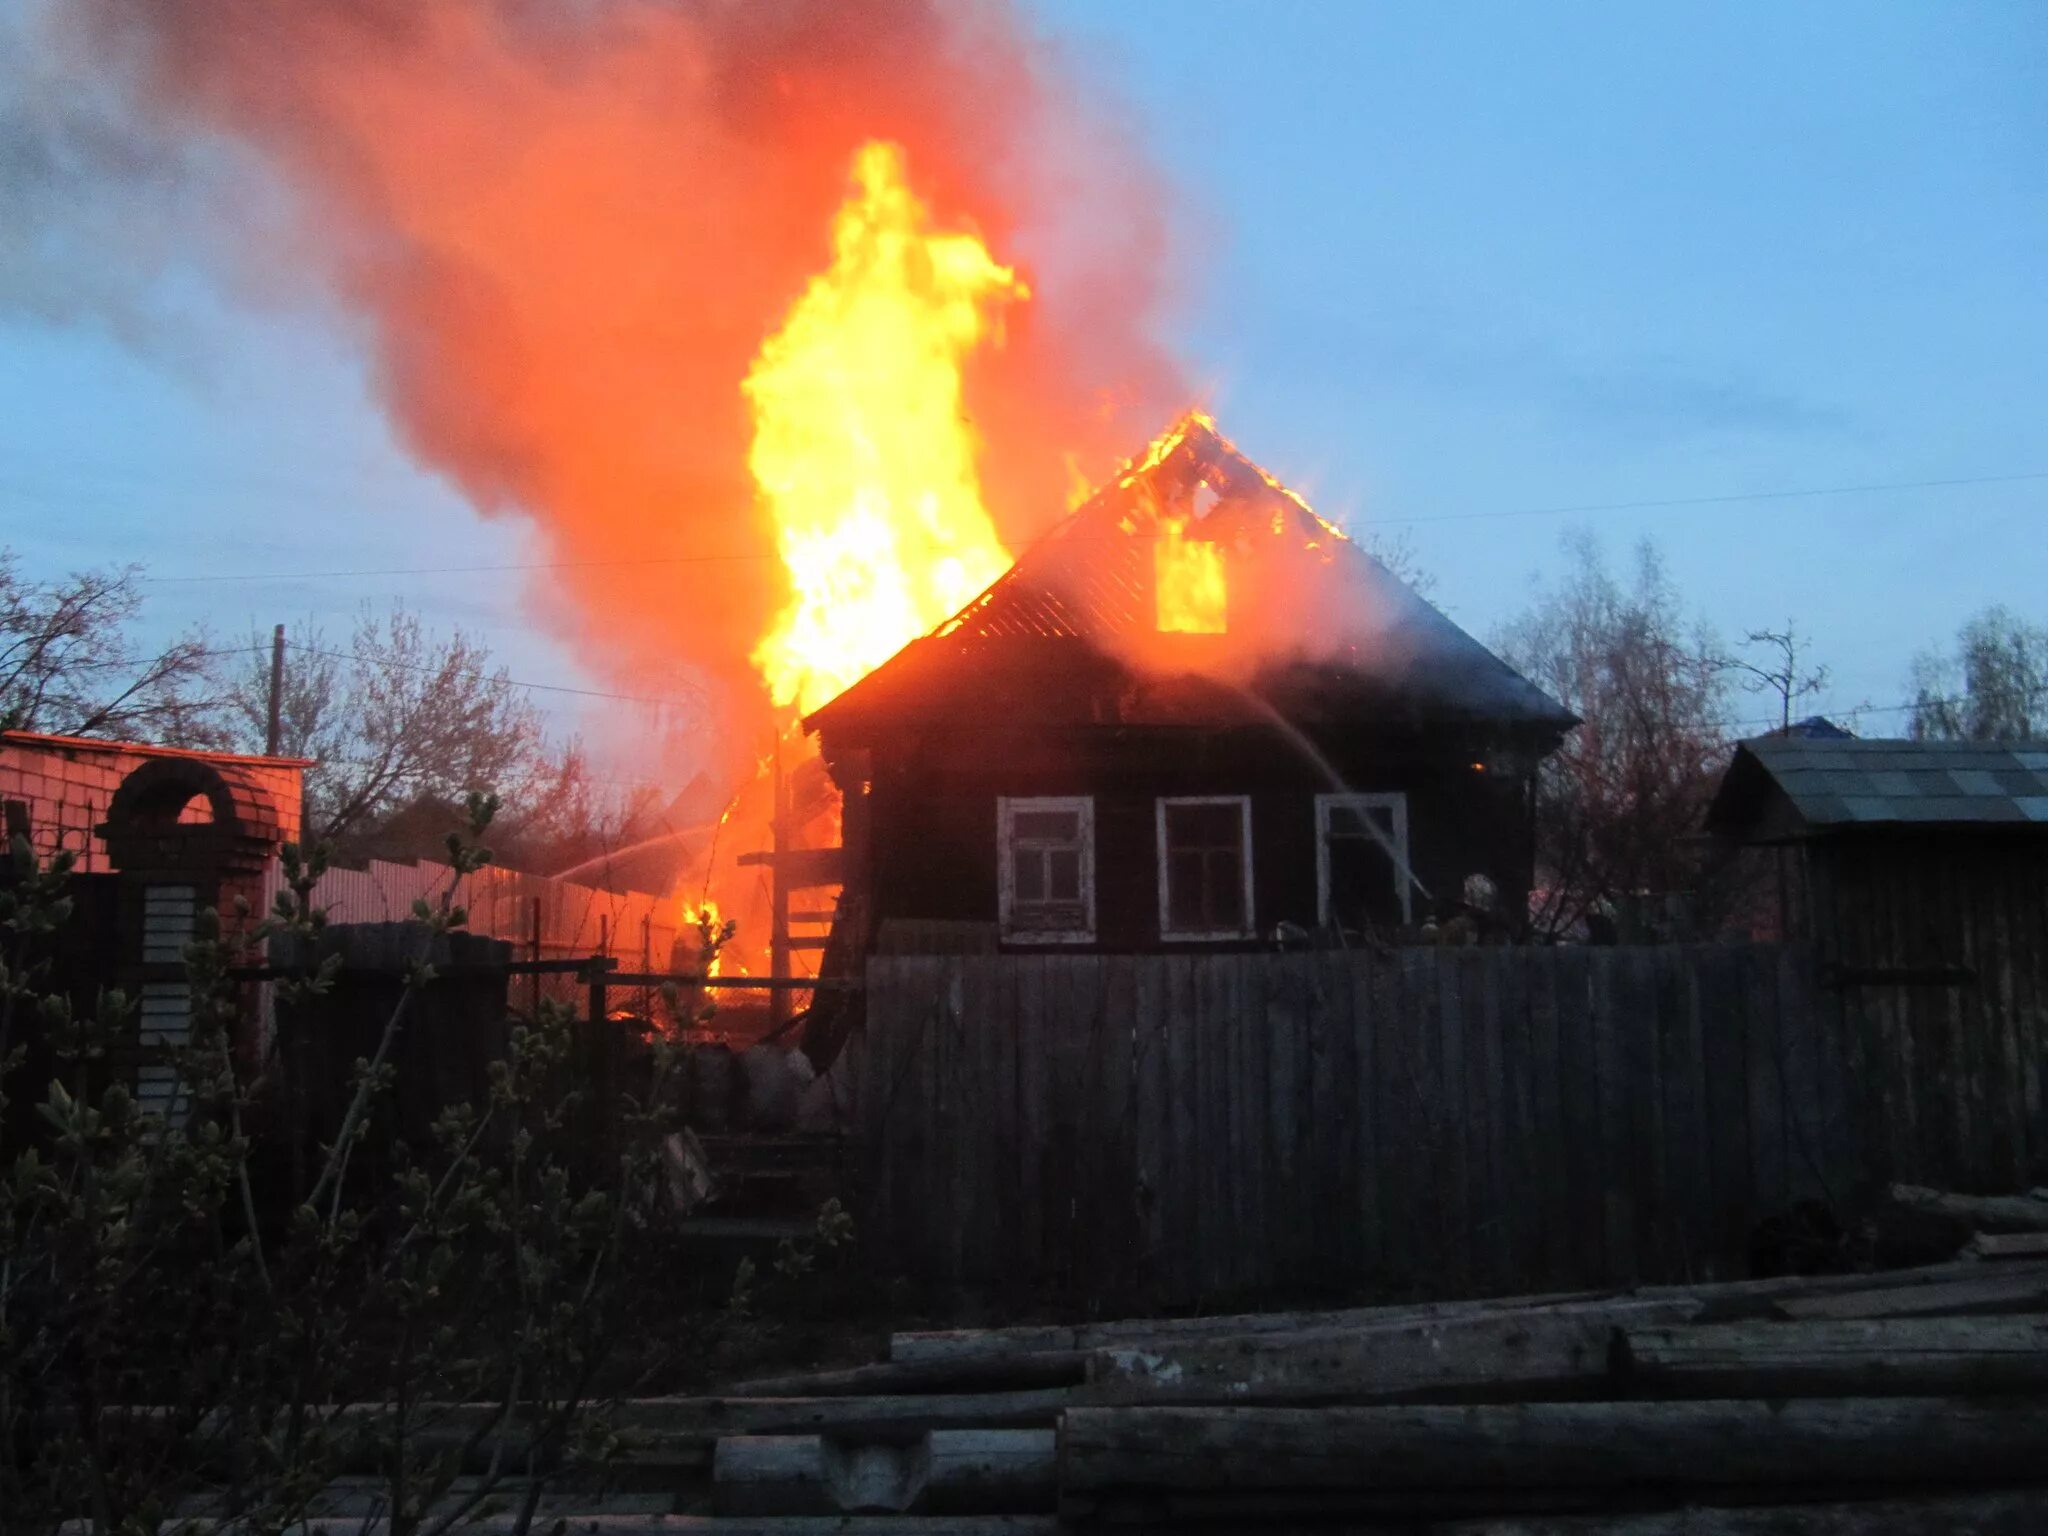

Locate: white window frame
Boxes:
[1316,792,1412,929]
[997,795,1096,944]
[1156,795,1255,942]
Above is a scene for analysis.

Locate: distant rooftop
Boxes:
[1709,736,2048,839]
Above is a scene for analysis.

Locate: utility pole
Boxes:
[265,623,285,756]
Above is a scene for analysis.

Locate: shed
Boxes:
[1707,736,2048,983]
[806,415,1576,954]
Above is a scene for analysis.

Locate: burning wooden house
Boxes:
[802,416,1575,954]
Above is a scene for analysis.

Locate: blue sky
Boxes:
[3,0,2043,746]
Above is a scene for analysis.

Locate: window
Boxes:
[1157,796,1253,940]
[1317,793,1412,932]
[998,796,1095,942]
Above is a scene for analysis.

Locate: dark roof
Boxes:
[1708,737,2048,838]
[807,415,1575,739]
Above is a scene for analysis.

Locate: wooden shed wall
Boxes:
[1803,835,2048,1192]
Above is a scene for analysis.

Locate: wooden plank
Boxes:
[1473,948,1512,1291]
[1622,946,1662,1287]
[1013,956,1048,1287]
[959,956,996,1284]
[1552,945,1604,1285]
[1057,1399,2048,1505]
[1528,946,1571,1289]
[1162,956,1199,1302]
[1310,950,1360,1283]
[1775,1267,2048,1320]
[1619,1316,2048,1398]
[1742,945,1789,1228]
[1040,955,1088,1292]
[1418,1493,2048,1536]
[1775,944,1840,1210]
[1590,948,1638,1285]
[1653,947,1708,1281]
[861,958,902,1259]
[1187,954,1224,1299]
[1494,945,1539,1286]
[1084,1299,1698,1406]
[1695,945,1753,1276]
[1216,952,1253,1300]
[1889,1183,2048,1232]
[926,958,962,1288]
[1348,950,1383,1284]
[987,952,1022,1291]
[1095,955,1138,1303]
[1378,949,1422,1287]
[1987,853,2027,1188]
[1130,957,1167,1298]
[1402,947,1448,1284]
[1260,953,1301,1292]
[1435,946,1473,1288]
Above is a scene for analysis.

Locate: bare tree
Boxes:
[1495,533,1732,940]
[0,549,221,742]
[230,605,548,847]
[1907,605,2048,742]
[1723,622,1830,734]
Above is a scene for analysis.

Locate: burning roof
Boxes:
[806,414,1576,738]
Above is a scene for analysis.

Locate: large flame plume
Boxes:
[748,142,1020,716]
[39,0,1186,771]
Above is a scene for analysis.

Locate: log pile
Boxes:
[690,1247,2048,1529]
[137,1188,2048,1531]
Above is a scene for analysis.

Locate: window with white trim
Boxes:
[997,796,1095,942]
[1316,792,1412,932]
[1157,796,1254,940]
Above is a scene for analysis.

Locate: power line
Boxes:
[126,464,2048,586]
[1378,468,2048,529]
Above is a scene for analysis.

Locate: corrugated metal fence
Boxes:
[856,946,2047,1308]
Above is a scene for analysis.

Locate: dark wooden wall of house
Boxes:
[855,724,1537,951]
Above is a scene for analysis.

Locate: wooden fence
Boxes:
[854,945,2047,1308]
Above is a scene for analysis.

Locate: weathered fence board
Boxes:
[859,943,2048,1306]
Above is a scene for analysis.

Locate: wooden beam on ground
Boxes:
[1889,1184,2048,1234]
[1415,1491,2048,1535]
[714,1429,1055,1516]
[1773,1267,2048,1320]
[1617,1317,2048,1398]
[92,1520,1064,1536]
[890,1286,1622,1365]
[1971,1231,2048,1261]
[889,1260,2010,1367]
[1055,1399,2048,1518]
[1083,1300,1698,1406]
[727,1353,1088,1399]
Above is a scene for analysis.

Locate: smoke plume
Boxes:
[20,0,1186,771]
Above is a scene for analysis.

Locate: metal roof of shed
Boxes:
[1708,737,2048,836]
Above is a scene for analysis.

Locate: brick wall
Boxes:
[0,731,306,873]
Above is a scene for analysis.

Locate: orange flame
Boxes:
[1155,519,1227,633]
[747,141,1021,715]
